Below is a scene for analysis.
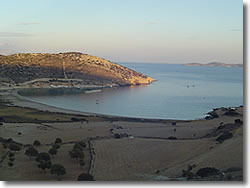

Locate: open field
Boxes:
[113,113,242,139]
[91,138,215,180]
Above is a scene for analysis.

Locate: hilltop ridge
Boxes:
[0,52,155,88]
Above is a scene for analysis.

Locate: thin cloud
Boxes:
[147,21,161,25]
[230,29,241,32]
[19,22,40,25]
[0,32,32,37]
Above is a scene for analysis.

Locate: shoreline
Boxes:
[1,88,185,123]
[1,86,242,122]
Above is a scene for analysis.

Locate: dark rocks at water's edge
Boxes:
[204,106,242,120]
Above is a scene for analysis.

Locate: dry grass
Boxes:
[92,138,215,180]
[0,143,90,181]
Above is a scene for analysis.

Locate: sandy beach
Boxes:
[0,88,243,181]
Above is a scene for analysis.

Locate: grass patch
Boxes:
[0,103,90,123]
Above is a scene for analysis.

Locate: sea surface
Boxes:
[26,63,243,120]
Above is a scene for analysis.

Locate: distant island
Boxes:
[185,62,243,68]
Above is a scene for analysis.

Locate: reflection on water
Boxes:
[27,64,243,120]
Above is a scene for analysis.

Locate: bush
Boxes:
[33,140,41,146]
[48,147,57,157]
[216,132,233,142]
[69,148,84,160]
[9,157,15,162]
[114,134,121,139]
[77,141,86,148]
[9,143,21,152]
[168,136,177,140]
[50,164,66,179]
[8,152,14,158]
[73,143,83,151]
[196,167,220,178]
[52,144,61,150]
[38,160,52,171]
[79,159,85,167]
[36,152,51,162]
[25,146,39,159]
[234,119,242,124]
[77,173,94,181]
[55,138,62,144]
[8,162,14,168]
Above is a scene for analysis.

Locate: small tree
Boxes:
[33,140,41,146]
[52,144,61,150]
[9,157,15,162]
[77,173,94,181]
[25,146,39,160]
[196,167,220,178]
[9,143,21,152]
[77,141,86,148]
[79,159,85,167]
[55,138,62,144]
[73,143,83,151]
[69,148,84,160]
[38,161,52,172]
[8,162,14,168]
[48,147,57,157]
[50,164,66,180]
[36,152,51,163]
[8,152,14,158]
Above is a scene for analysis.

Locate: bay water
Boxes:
[26,63,243,120]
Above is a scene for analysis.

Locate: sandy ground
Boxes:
[0,89,244,181]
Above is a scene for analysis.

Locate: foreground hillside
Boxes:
[0,52,155,87]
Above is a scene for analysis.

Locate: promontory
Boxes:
[0,52,155,89]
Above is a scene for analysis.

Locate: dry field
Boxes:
[0,144,90,181]
[91,138,215,180]
[0,122,112,145]
[113,114,242,139]
[159,127,243,179]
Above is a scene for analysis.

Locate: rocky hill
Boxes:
[0,52,155,86]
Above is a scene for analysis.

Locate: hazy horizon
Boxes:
[0,0,243,64]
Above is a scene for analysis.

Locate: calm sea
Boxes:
[26,63,243,120]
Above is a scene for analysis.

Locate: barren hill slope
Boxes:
[0,52,155,86]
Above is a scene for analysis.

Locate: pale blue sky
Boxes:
[0,0,243,63]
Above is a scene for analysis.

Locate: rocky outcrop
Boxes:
[0,52,155,86]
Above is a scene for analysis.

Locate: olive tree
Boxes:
[77,173,94,181]
[9,143,21,152]
[50,164,66,180]
[25,146,39,160]
[48,147,57,157]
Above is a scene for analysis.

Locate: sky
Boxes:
[0,0,243,64]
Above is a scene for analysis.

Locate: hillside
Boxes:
[0,52,155,87]
[184,62,243,68]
